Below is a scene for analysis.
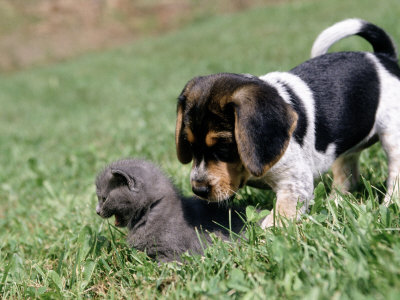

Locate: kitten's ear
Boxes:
[111,169,139,192]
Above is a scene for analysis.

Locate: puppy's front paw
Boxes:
[260,211,289,228]
[383,191,400,207]
[261,213,274,228]
[260,206,300,228]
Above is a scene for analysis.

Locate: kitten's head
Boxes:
[95,159,167,227]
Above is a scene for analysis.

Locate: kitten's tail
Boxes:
[311,18,397,61]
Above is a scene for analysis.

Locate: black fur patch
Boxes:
[358,22,397,61]
[290,52,380,156]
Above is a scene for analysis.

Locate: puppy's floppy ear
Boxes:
[229,85,298,177]
[111,168,139,192]
[175,94,193,164]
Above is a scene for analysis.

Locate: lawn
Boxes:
[1,0,400,298]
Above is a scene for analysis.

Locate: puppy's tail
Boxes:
[311,18,397,61]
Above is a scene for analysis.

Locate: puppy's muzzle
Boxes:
[192,183,210,199]
[190,162,211,199]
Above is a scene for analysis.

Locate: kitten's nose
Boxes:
[96,205,101,215]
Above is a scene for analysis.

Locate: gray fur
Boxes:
[95,159,245,262]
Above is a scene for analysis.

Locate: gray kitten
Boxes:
[95,159,245,262]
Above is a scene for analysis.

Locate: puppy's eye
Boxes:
[212,146,231,161]
[210,142,238,162]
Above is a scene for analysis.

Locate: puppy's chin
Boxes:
[200,186,238,202]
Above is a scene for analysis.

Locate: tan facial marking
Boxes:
[175,105,184,145]
[231,85,258,104]
[184,81,203,103]
[205,131,233,147]
[206,160,249,201]
[185,127,195,144]
[176,104,193,163]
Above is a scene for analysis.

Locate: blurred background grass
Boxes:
[1,0,400,298]
[0,0,271,72]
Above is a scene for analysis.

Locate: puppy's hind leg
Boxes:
[380,131,400,206]
[331,153,361,201]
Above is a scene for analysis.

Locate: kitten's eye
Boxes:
[102,197,106,202]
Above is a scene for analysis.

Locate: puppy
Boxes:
[95,159,245,262]
[175,19,400,227]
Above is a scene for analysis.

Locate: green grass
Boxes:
[1,0,400,298]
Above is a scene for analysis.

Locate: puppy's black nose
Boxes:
[192,185,209,199]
